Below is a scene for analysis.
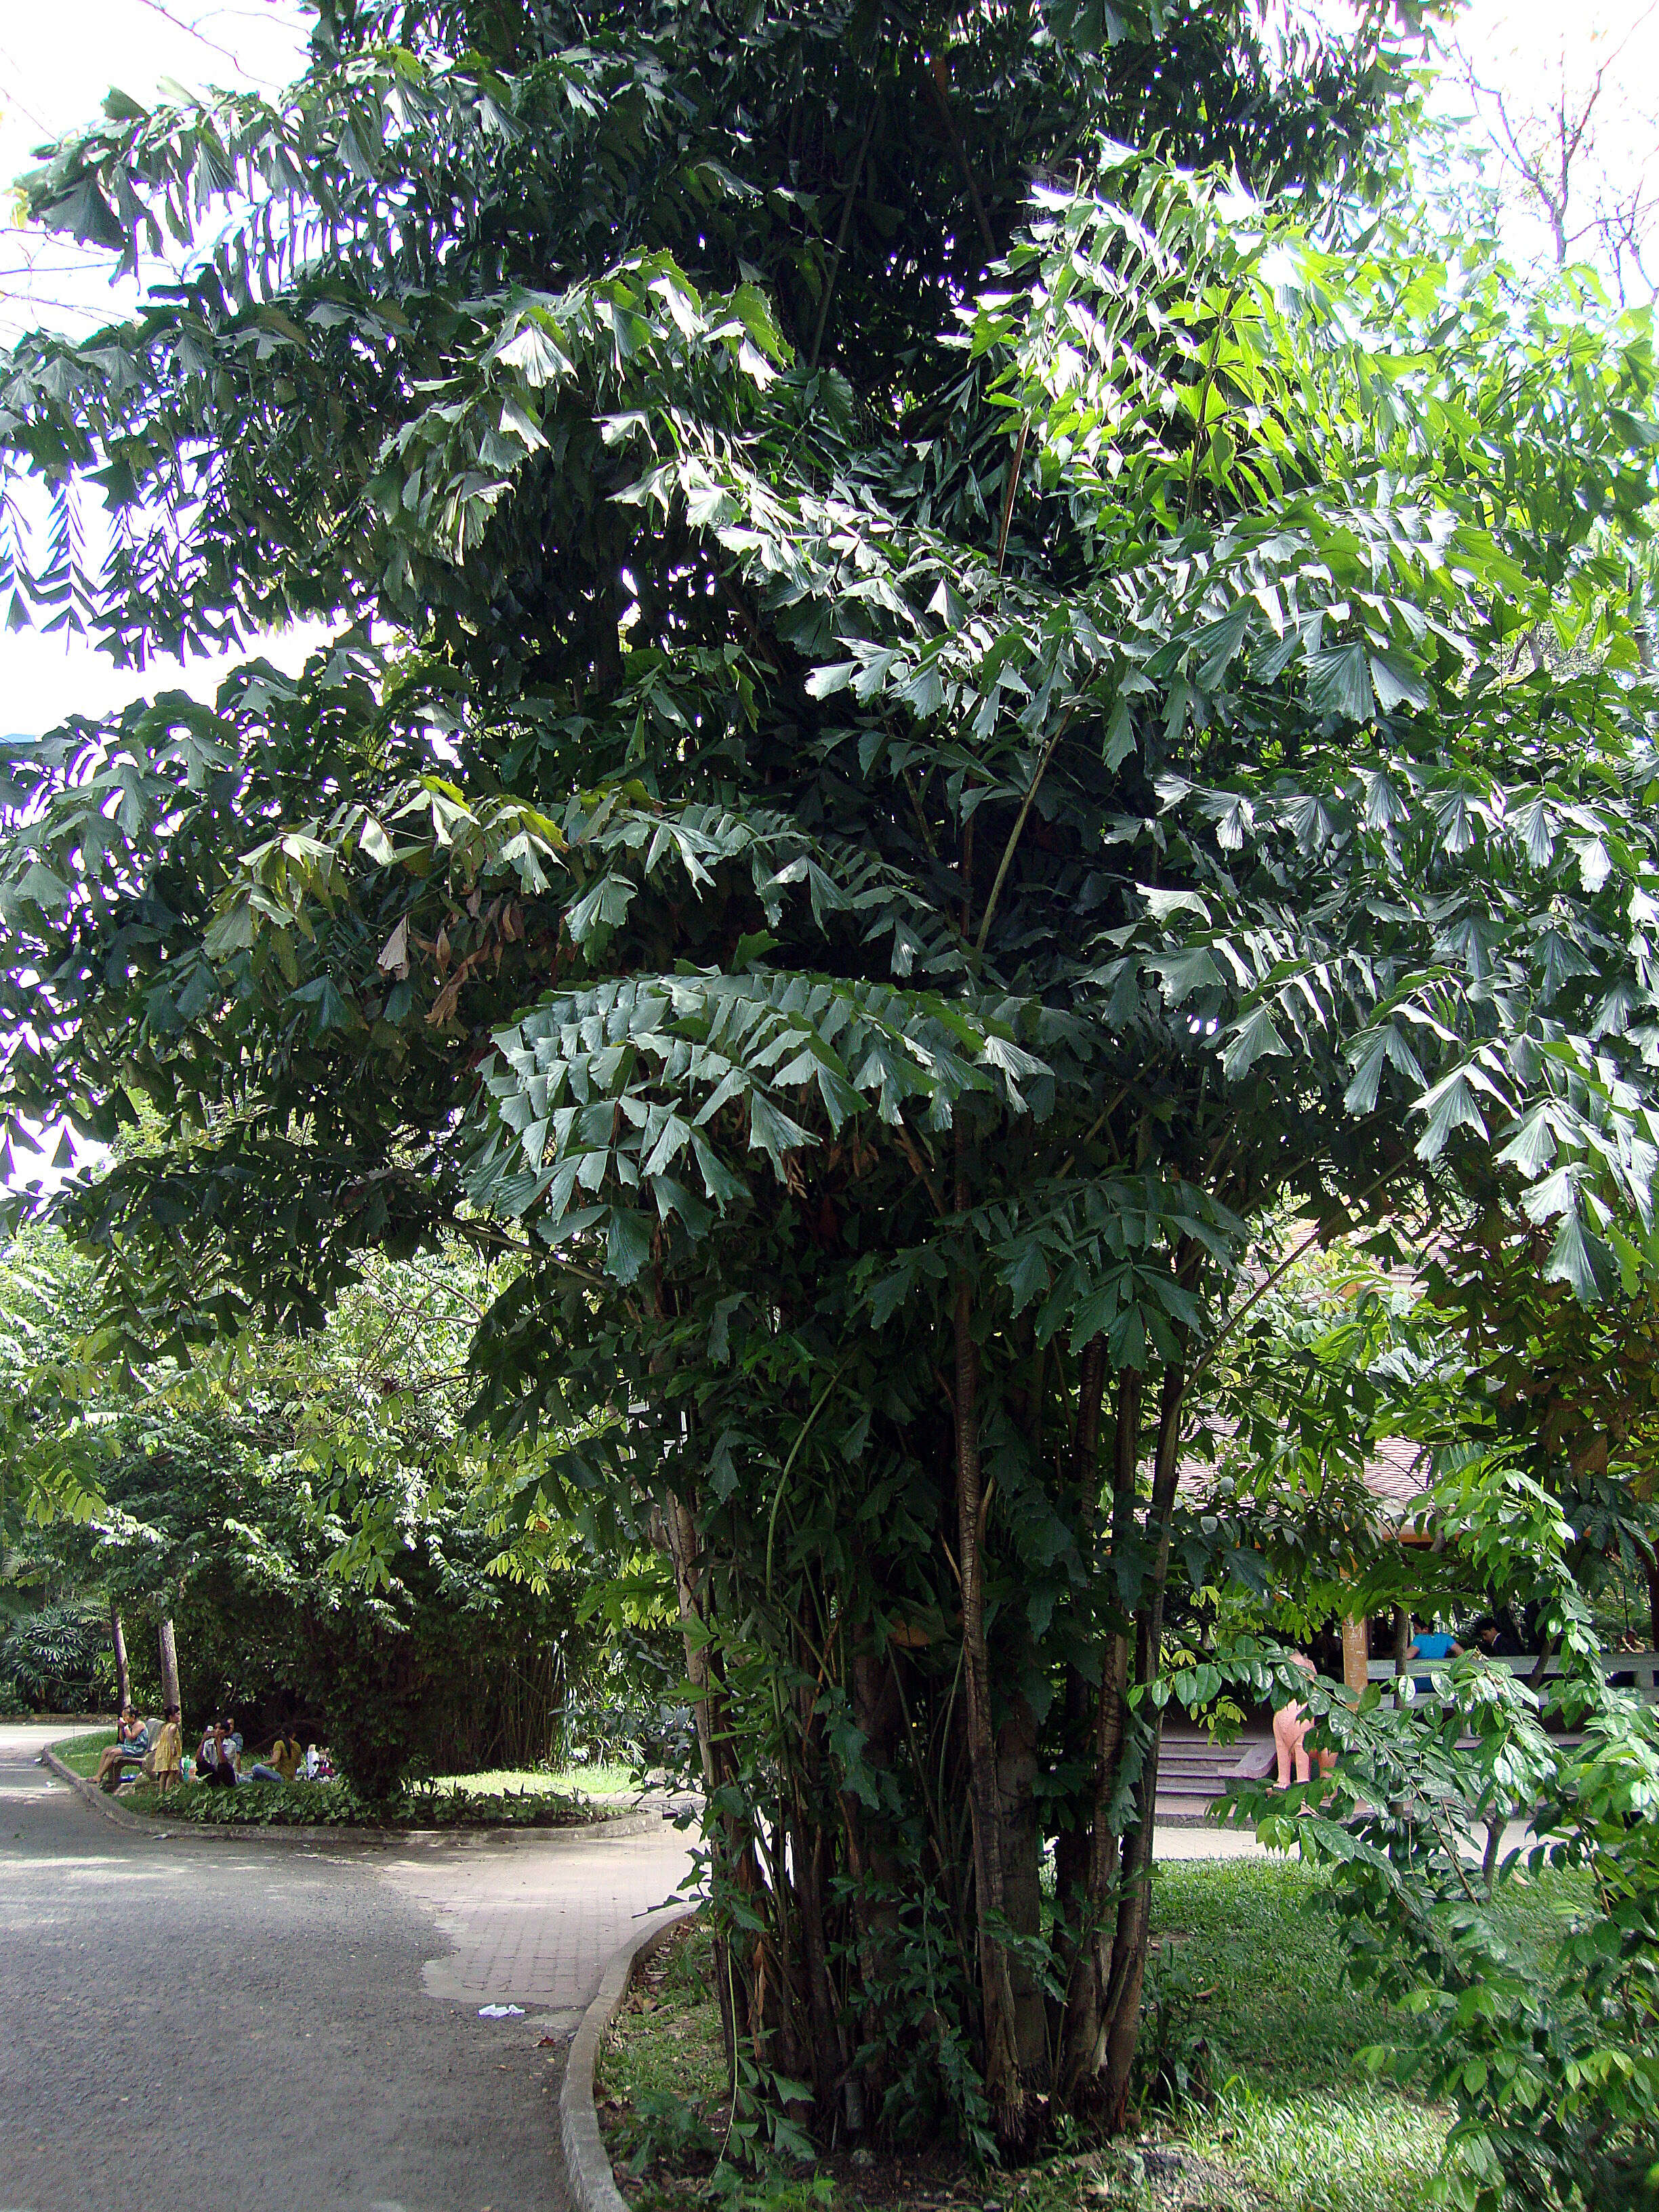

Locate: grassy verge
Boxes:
[430,1761,640,1798]
[598,1858,1595,2212]
[47,1734,638,1827]
[1144,1860,1441,2212]
[49,1728,115,1777]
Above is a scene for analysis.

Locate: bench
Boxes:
[1364,1652,1659,1704]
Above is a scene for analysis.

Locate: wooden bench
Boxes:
[1364,1652,1658,1704]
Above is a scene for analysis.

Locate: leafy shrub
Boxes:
[1132,1940,1214,2117]
[553,1692,698,1776]
[626,2088,719,2176]
[124,1776,602,1828]
[1237,1647,1659,2212]
[0,1599,109,1710]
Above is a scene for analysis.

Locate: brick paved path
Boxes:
[383,1816,699,2020]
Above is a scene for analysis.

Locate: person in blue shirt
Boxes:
[1406,1621,1462,1695]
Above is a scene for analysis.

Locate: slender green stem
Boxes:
[974,704,1077,956]
[764,1357,852,1600]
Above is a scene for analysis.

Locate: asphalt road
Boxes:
[0,1723,688,2212]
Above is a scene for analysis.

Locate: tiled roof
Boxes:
[1361,1435,1433,1517]
[1177,1432,1432,1527]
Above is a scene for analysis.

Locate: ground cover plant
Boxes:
[117,1777,605,1827]
[598,1861,1559,2212]
[6,0,1659,2192]
[49,1729,632,1825]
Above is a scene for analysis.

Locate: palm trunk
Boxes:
[109,1601,130,1713]
[663,1489,752,2074]
[1099,1361,1187,2129]
[842,1643,903,2110]
[1054,1336,1109,1992]
[995,1680,1047,2083]
[789,1755,849,2129]
[1057,1367,1141,2103]
[951,1129,1027,2148]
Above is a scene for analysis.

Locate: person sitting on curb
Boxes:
[148,1706,182,1794]
[94,1706,150,1792]
[247,1727,302,1786]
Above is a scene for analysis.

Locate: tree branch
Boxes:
[809,108,878,371]
[925,51,996,259]
[975,705,1077,956]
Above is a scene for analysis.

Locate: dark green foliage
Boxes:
[0,1597,110,1711]
[1,1232,619,1786]
[4,0,1659,2181]
[1221,1645,1659,2212]
[89,1407,597,1790]
[115,1774,598,1827]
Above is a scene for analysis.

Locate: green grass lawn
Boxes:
[1147,1856,1596,2212]
[600,1918,728,2165]
[49,1727,115,1777]
[1145,1858,1443,2212]
[428,1761,640,1798]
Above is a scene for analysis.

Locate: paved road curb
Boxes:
[561,1902,697,2212]
[39,1747,666,1849]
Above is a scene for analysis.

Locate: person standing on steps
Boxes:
[1272,1650,1335,1790]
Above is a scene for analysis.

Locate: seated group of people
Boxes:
[94,1704,183,1793]
[94,1705,332,1793]
[197,1715,292,1786]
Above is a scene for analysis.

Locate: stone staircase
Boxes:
[1154,1728,1275,1827]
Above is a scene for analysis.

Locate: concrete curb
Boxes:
[38,1748,666,1850]
[561,1902,698,2212]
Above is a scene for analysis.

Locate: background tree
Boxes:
[1452,2,1659,302]
[1210,1233,1659,2212]
[3,0,1657,2167]
[0,1226,636,1786]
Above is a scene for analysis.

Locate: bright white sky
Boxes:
[0,3,316,743]
[0,0,1653,750]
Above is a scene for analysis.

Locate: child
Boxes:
[1272,1653,1335,1790]
[148,1704,183,1795]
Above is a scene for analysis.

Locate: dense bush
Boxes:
[0,1596,111,1713]
[0,1235,646,1784]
